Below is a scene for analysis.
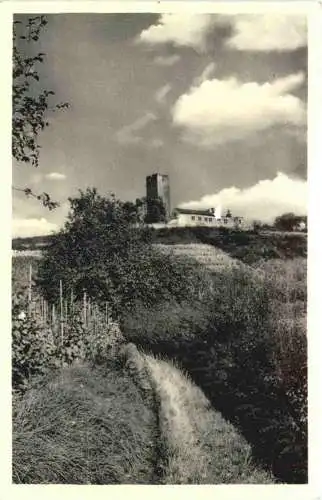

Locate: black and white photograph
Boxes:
[9,4,312,489]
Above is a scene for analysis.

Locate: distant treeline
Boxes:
[12,235,54,250]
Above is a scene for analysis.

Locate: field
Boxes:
[11,228,307,484]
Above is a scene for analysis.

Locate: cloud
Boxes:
[139,14,306,52]
[193,62,216,86]
[172,72,306,147]
[154,54,181,66]
[45,172,66,180]
[155,84,172,104]
[149,138,164,149]
[226,14,307,52]
[138,14,214,50]
[12,217,59,238]
[179,172,307,223]
[115,112,157,145]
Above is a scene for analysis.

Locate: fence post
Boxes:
[28,263,32,315]
[83,291,87,327]
[60,280,64,363]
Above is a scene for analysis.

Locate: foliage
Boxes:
[274,213,307,232]
[123,259,307,484]
[13,15,69,208]
[144,196,167,223]
[12,291,58,392]
[12,275,126,394]
[36,189,212,318]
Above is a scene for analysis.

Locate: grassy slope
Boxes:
[153,243,248,273]
[13,343,272,485]
[120,343,272,484]
[144,355,273,484]
[152,227,307,264]
[12,362,158,484]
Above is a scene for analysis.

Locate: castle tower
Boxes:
[146,173,171,220]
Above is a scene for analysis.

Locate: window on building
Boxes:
[223,218,228,224]
[198,216,202,221]
[191,216,195,221]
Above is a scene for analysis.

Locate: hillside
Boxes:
[13,343,273,484]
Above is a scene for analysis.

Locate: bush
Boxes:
[12,292,58,393]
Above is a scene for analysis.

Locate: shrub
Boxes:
[12,292,58,393]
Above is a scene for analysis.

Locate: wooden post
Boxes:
[70,289,74,317]
[28,263,32,315]
[65,299,68,327]
[60,280,64,349]
[83,291,87,327]
[52,303,56,327]
[44,299,47,324]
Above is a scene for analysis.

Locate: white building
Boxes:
[168,207,247,228]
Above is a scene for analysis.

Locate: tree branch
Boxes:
[12,186,60,210]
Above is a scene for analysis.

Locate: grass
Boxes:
[12,362,158,484]
[12,342,273,485]
[144,354,273,484]
[151,227,307,264]
[154,243,247,273]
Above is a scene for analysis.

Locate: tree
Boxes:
[144,196,167,223]
[36,188,153,316]
[274,213,306,232]
[13,15,69,209]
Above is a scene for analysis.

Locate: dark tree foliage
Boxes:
[13,15,69,209]
[274,213,307,232]
[36,188,153,314]
[144,196,167,223]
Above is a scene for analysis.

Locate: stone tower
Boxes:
[146,173,171,220]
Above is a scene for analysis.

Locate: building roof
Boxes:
[175,208,214,216]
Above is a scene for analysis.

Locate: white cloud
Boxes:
[139,14,306,52]
[155,84,172,104]
[180,173,307,223]
[226,14,307,52]
[154,54,181,66]
[193,62,216,86]
[45,172,66,180]
[172,72,306,147]
[12,217,59,238]
[115,112,157,145]
[138,14,214,50]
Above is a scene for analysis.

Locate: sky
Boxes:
[12,13,307,237]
